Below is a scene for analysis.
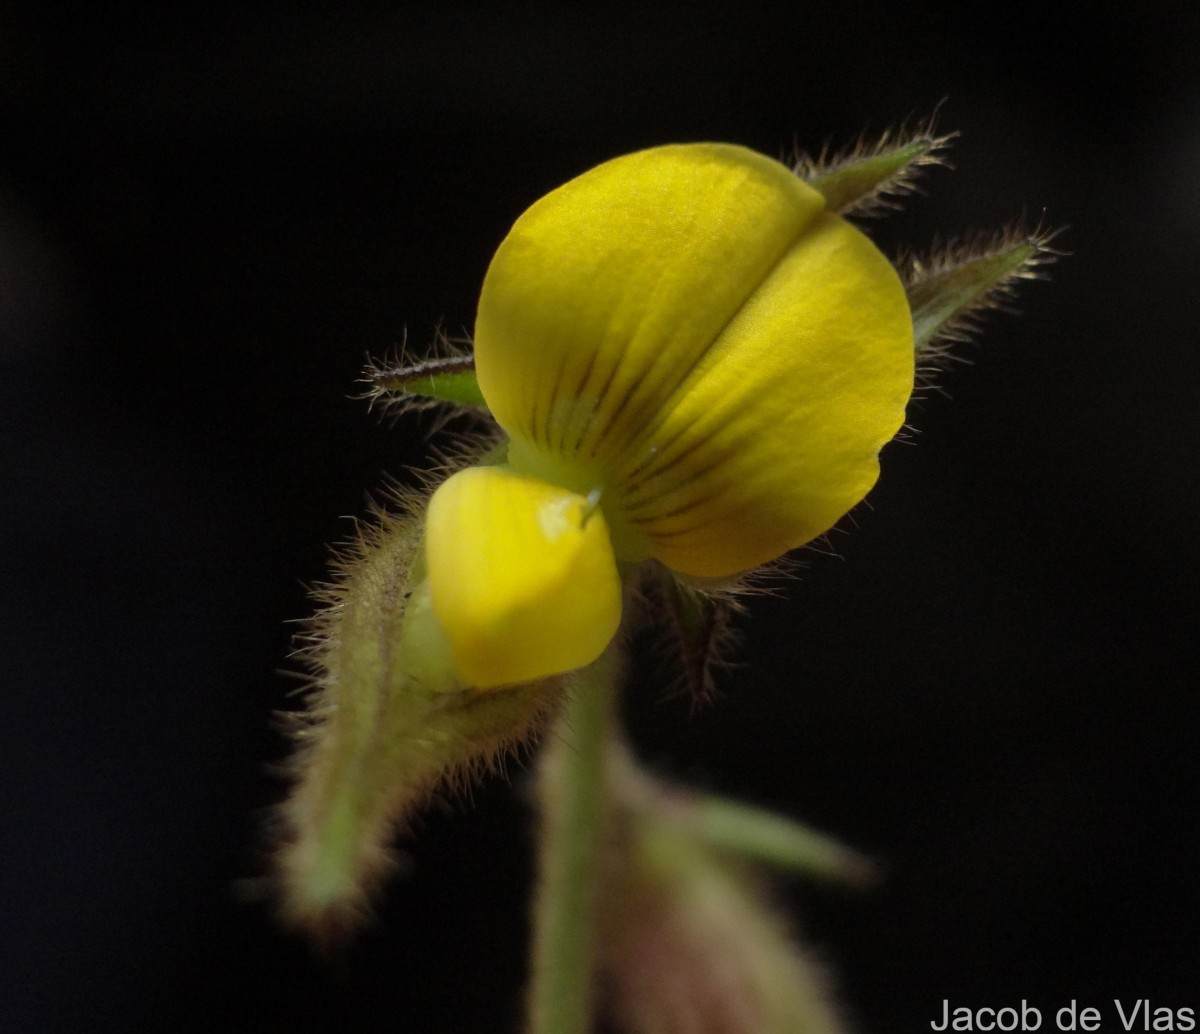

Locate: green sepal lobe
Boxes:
[651,566,738,704]
[364,352,487,412]
[797,120,955,216]
[903,226,1062,362]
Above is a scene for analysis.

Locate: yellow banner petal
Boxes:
[474,145,913,579]
[425,466,622,688]
[476,144,825,497]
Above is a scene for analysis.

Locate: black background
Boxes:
[3,3,1198,1032]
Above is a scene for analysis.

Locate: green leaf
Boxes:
[682,794,878,885]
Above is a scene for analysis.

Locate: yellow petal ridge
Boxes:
[425,466,622,688]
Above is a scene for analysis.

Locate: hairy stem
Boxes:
[527,644,621,1034]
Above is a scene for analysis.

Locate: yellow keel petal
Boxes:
[425,466,622,688]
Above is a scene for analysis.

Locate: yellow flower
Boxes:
[425,144,914,688]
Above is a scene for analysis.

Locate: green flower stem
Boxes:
[528,644,621,1034]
